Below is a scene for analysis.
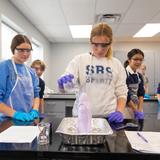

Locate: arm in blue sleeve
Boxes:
[0,61,9,103]
[29,68,39,98]
[137,73,145,97]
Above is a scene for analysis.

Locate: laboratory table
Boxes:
[0,116,160,160]
[44,93,160,119]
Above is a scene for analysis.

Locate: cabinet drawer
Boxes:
[45,112,65,118]
[44,101,65,113]
[144,113,157,119]
[143,106,158,114]
[65,100,75,107]
[143,102,158,113]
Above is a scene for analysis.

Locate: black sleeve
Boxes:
[157,83,160,94]
[39,78,45,99]
[137,73,145,97]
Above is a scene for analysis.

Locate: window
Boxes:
[31,40,44,79]
[1,22,18,60]
[31,40,43,61]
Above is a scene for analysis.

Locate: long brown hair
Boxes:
[10,34,32,54]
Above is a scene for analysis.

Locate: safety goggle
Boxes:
[15,48,32,53]
[131,58,144,62]
[91,42,111,48]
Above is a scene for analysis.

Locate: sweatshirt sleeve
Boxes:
[114,59,128,99]
[157,83,160,94]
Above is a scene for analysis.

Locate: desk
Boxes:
[44,94,159,119]
[0,116,160,160]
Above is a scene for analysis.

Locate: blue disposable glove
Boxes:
[13,119,33,126]
[13,112,33,121]
[29,109,39,119]
[134,111,144,119]
[107,111,124,123]
[57,74,74,89]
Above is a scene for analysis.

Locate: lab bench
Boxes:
[0,116,160,160]
[44,94,159,119]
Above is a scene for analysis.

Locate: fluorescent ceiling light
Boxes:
[134,23,160,37]
[69,25,92,38]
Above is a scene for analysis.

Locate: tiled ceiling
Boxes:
[10,0,160,43]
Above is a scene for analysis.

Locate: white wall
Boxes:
[0,0,52,87]
[51,41,160,93]
[113,42,160,54]
[51,43,90,91]
[0,11,1,57]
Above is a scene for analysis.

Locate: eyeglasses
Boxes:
[131,58,144,62]
[15,48,32,53]
[91,42,111,48]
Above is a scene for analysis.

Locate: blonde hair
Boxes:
[141,63,146,70]
[31,59,46,71]
[90,23,113,59]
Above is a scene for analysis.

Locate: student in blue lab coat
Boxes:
[124,49,145,119]
[0,34,40,121]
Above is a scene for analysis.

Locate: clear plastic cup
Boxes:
[37,122,50,145]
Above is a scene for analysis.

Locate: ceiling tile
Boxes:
[96,0,132,14]
[151,12,160,23]
[11,0,66,25]
[38,24,73,42]
[115,24,144,37]
[122,0,160,23]
[9,0,160,42]
[60,0,96,24]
